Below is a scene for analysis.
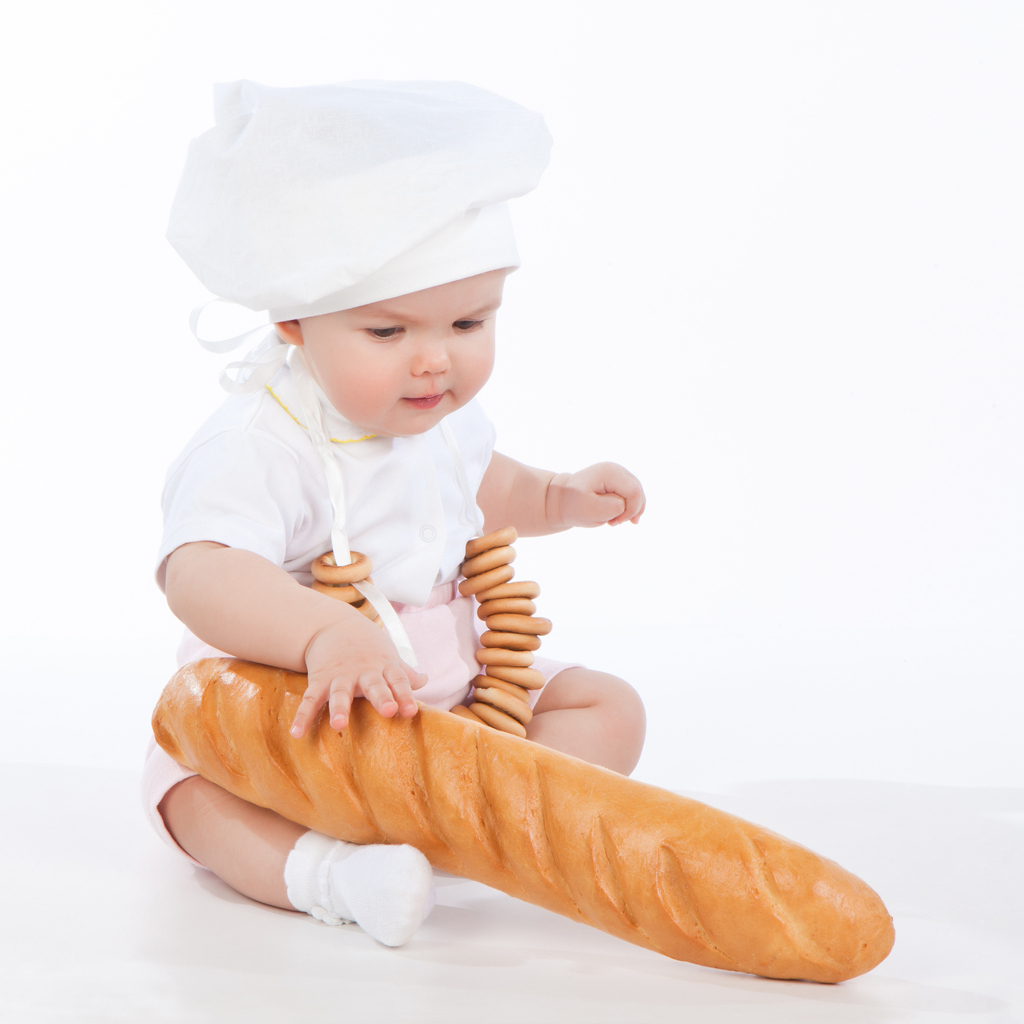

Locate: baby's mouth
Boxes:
[404,393,444,410]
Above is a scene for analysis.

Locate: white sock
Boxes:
[284,831,436,947]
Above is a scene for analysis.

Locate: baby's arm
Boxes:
[164,542,425,738]
[476,452,645,536]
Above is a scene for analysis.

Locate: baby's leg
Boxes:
[159,775,302,908]
[526,669,646,775]
[159,777,435,945]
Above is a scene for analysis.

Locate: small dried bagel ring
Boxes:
[472,687,533,726]
[461,545,516,579]
[477,598,536,620]
[475,648,535,668]
[484,614,552,636]
[480,630,542,651]
[473,580,541,602]
[473,674,530,702]
[465,526,518,559]
[311,550,373,586]
[450,705,486,726]
[311,580,362,603]
[458,564,514,597]
[469,702,528,738]
[483,665,546,690]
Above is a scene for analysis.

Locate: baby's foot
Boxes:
[285,831,435,947]
[330,844,436,947]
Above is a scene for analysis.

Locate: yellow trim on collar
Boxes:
[265,384,376,444]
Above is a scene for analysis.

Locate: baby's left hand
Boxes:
[554,462,646,528]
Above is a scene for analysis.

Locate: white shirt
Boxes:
[157,361,496,607]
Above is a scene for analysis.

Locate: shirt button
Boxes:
[420,525,437,543]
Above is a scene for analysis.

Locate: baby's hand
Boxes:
[290,613,427,739]
[555,462,646,528]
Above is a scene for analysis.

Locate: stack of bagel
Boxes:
[451,527,551,738]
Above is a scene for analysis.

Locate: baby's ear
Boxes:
[275,320,304,346]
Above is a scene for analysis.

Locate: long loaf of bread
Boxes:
[152,658,894,981]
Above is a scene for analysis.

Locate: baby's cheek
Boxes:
[330,369,397,427]
[460,348,495,397]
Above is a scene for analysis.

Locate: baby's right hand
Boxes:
[290,613,427,739]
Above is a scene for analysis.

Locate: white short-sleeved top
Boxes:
[157,361,496,607]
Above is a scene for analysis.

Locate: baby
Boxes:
[147,80,646,948]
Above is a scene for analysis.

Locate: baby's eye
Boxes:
[367,327,403,340]
[453,319,482,331]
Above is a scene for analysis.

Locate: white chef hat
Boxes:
[167,79,552,320]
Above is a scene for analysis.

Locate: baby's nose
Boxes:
[412,341,451,374]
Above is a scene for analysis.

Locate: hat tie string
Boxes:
[190,299,290,395]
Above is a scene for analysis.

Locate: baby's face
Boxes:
[277,269,506,437]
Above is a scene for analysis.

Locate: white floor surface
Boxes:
[2,764,1021,1024]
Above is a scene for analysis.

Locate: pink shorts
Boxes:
[143,581,581,865]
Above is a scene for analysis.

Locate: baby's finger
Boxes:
[290,681,329,739]
[589,491,627,525]
[609,496,643,525]
[327,677,359,731]
[358,672,401,718]
[383,667,420,717]
[609,478,645,525]
[628,493,647,524]
[403,665,429,691]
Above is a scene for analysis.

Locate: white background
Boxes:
[1,1,1020,792]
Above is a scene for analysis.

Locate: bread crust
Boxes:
[152,658,894,981]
